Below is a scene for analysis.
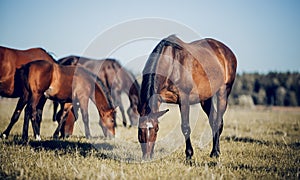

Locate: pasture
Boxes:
[0,97,299,179]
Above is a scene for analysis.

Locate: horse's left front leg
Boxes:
[179,93,193,160]
[79,99,91,139]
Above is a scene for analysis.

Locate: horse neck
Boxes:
[93,76,114,116]
[139,40,169,115]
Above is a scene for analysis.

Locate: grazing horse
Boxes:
[0,46,55,139]
[138,35,237,160]
[54,56,140,137]
[32,60,116,138]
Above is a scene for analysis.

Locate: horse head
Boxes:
[138,109,169,160]
[99,107,117,139]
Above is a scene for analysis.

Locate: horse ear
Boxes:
[150,109,169,119]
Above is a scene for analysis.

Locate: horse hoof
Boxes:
[53,135,59,140]
[35,135,41,141]
[65,134,70,139]
[186,155,192,161]
[1,133,7,139]
[210,151,220,158]
[21,137,29,145]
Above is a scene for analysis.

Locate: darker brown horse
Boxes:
[37,60,116,138]
[0,46,55,140]
[138,35,237,160]
[54,56,140,137]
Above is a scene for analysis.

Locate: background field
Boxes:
[0,97,299,179]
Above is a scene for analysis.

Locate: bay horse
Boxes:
[138,35,237,160]
[32,60,117,138]
[54,56,140,137]
[0,46,55,140]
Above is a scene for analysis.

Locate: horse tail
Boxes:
[19,63,30,93]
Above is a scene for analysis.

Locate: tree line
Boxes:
[230,72,300,106]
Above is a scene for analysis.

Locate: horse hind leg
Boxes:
[34,95,47,140]
[25,94,43,141]
[2,95,28,138]
[209,85,230,158]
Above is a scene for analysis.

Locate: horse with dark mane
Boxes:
[0,46,55,140]
[54,56,140,137]
[35,60,116,138]
[138,35,237,160]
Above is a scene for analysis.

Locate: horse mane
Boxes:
[78,67,115,109]
[140,35,183,114]
[38,48,57,63]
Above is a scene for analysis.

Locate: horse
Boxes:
[138,35,237,160]
[0,46,55,140]
[54,56,140,137]
[31,60,116,138]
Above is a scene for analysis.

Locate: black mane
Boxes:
[77,66,115,109]
[139,35,183,114]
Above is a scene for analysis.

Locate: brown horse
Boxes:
[0,46,55,139]
[36,60,116,138]
[138,35,237,160]
[54,56,140,137]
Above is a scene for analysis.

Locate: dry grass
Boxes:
[0,98,299,179]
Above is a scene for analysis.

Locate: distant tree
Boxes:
[275,86,286,106]
[231,72,299,107]
[285,91,298,106]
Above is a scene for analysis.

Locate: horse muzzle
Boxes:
[141,141,155,160]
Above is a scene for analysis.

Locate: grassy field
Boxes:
[0,98,299,179]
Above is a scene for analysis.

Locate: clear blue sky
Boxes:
[1,0,300,73]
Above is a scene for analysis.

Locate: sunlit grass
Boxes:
[0,98,299,179]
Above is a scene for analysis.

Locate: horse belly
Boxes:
[191,59,224,101]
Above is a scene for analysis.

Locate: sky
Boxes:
[1,0,300,73]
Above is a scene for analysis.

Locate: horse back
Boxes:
[159,36,237,101]
[1,46,54,68]
[192,38,237,85]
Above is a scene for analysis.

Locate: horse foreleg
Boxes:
[79,99,91,139]
[52,101,59,122]
[2,95,28,138]
[179,93,193,160]
[53,103,71,139]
